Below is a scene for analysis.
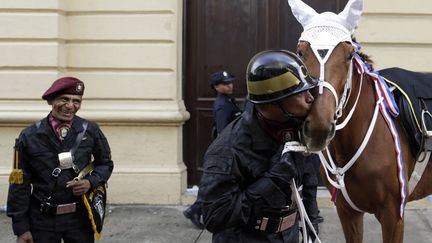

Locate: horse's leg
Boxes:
[320,166,365,242]
[375,202,404,243]
[320,166,364,242]
[335,203,364,243]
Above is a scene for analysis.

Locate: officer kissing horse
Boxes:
[288,0,432,242]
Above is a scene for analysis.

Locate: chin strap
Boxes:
[275,101,306,125]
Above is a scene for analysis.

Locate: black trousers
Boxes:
[31,226,94,243]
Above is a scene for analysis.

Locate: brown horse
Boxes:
[287,0,432,242]
[301,40,432,243]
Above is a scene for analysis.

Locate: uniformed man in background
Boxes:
[184,70,243,229]
[210,70,242,138]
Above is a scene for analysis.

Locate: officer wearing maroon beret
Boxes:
[7,77,114,243]
[42,77,85,100]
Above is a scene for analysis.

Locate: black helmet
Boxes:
[246,50,318,104]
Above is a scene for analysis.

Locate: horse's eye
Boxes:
[348,52,354,61]
[297,50,303,58]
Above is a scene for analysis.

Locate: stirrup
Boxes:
[421,109,432,137]
[416,110,432,163]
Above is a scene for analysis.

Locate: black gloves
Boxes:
[265,148,299,193]
[268,151,298,183]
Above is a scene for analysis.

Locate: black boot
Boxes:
[183,203,204,229]
[315,210,324,224]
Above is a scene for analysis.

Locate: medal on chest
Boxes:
[57,125,70,141]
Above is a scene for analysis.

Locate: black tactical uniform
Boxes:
[200,105,309,242]
[198,50,319,242]
[7,115,113,241]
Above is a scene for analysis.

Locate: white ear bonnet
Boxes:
[287,0,364,111]
[288,0,363,50]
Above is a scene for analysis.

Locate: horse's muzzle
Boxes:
[302,119,336,151]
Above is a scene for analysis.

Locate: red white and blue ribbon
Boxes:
[352,42,406,218]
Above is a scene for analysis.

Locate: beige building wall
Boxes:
[0,0,190,205]
[356,0,432,72]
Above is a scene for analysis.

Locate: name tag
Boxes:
[58,152,73,169]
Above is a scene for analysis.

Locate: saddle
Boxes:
[379,67,432,161]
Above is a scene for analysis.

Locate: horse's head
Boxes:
[288,0,363,151]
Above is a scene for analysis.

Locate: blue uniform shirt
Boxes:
[213,93,242,134]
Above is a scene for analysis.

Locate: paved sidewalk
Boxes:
[1,198,431,243]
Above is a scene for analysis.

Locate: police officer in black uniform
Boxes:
[7,77,114,243]
[210,70,242,137]
[198,50,319,242]
[184,70,243,228]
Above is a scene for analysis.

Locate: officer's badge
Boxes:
[76,83,83,93]
[299,65,310,80]
[282,131,293,142]
[57,125,70,141]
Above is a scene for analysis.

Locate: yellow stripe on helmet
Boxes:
[247,71,300,95]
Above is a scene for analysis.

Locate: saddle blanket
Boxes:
[379,67,432,154]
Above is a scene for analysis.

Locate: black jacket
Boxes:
[199,105,308,243]
[7,115,114,236]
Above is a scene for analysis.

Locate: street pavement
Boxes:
[1,196,431,243]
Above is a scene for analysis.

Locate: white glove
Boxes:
[282,141,308,154]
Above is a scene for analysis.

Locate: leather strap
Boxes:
[70,121,88,173]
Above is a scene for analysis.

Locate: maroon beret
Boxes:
[42,77,85,100]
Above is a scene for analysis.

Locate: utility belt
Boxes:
[32,196,81,216]
[251,207,298,234]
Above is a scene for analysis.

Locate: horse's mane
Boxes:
[357,52,374,71]
[353,37,374,70]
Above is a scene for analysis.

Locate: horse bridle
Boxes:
[310,42,358,130]
[309,42,380,213]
